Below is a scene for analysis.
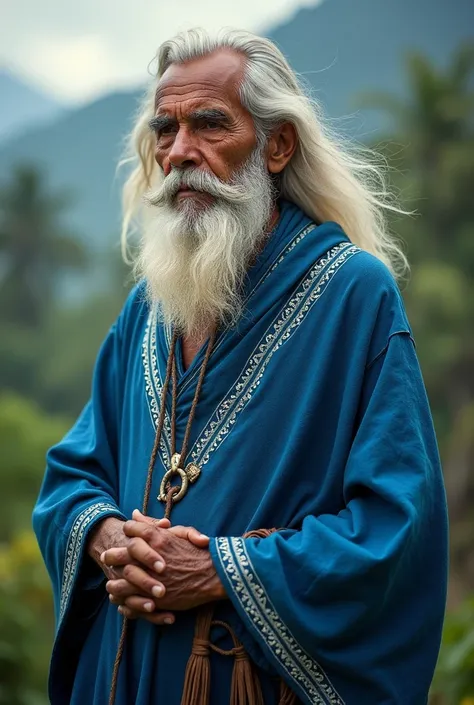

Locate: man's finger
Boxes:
[132,510,171,530]
[144,612,175,625]
[106,579,149,599]
[101,547,130,566]
[104,565,124,581]
[117,604,175,625]
[118,605,136,619]
[131,511,208,548]
[123,595,157,613]
[122,563,166,598]
[123,520,162,546]
[168,525,209,548]
[126,536,166,573]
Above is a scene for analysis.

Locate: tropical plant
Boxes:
[0,165,87,329]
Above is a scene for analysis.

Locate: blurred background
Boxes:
[1,0,473,702]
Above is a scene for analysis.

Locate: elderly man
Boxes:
[34,28,447,705]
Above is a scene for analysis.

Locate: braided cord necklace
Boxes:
[109,326,216,705]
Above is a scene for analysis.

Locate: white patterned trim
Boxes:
[188,243,358,468]
[255,222,317,291]
[59,502,120,623]
[178,222,317,397]
[142,242,359,476]
[142,308,172,470]
[215,537,345,705]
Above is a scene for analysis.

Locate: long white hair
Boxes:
[121,27,407,277]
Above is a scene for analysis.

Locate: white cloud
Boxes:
[1,0,323,104]
[22,35,123,102]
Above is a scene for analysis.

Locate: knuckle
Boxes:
[145,549,156,564]
[122,564,133,580]
[155,532,165,548]
[115,582,126,595]
[128,538,139,552]
[148,615,165,625]
[144,577,156,592]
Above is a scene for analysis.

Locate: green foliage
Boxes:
[431,598,474,704]
[369,45,474,595]
[0,532,53,705]
[0,166,87,329]
[0,169,131,413]
[0,394,68,541]
[0,396,65,705]
[0,43,472,705]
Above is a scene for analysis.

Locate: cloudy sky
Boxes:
[2,0,321,104]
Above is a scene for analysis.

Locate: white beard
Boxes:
[135,147,276,336]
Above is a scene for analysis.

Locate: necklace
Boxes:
[142,327,216,520]
[109,326,216,705]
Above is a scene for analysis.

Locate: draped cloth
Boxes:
[33,200,448,705]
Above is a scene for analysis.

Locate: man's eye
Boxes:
[203,121,220,130]
[160,124,176,135]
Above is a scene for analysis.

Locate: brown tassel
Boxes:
[180,605,214,705]
[229,644,264,705]
[279,679,298,705]
[208,620,264,705]
[180,527,297,705]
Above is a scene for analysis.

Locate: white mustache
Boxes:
[145,167,254,208]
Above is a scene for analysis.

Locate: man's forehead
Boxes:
[155,50,245,109]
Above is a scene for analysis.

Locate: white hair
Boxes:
[121,27,408,277]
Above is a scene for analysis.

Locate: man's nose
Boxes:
[167,127,202,170]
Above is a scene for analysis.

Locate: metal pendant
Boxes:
[158,453,201,503]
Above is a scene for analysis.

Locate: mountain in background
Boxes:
[0,0,472,248]
[0,90,142,248]
[269,0,473,137]
[0,70,65,143]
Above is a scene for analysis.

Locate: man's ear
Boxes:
[266,122,297,174]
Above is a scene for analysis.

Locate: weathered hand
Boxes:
[89,515,174,625]
[124,518,224,610]
[104,512,224,615]
[103,510,213,622]
[87,516,139,581]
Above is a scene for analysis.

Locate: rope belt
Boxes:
[179,528,298,705]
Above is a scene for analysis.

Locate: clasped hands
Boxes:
[97,509,225,626]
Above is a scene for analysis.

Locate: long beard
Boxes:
[135,148,276,336]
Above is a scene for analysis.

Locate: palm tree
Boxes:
[362,46,474,603]
[0,165,88,328]
[360,44,474,249]
[361,44,473,156]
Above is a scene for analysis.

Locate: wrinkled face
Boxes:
[151,50,258,208]
[140,49,296,335]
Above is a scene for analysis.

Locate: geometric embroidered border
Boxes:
[188,244,359,469]
[142,309,173,471]
[214,537,345,705]
[142,241,359,478]
[59,501,120,624]
[178,221,318,397]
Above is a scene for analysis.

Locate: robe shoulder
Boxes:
[325,246,412,364]
[114,281,150,338]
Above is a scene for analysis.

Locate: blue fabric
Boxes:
[33,200,448,705]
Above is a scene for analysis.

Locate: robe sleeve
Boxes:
[210,332,448,705]
[33,306,130,630]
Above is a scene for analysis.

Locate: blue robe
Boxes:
[33,200,448,705]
